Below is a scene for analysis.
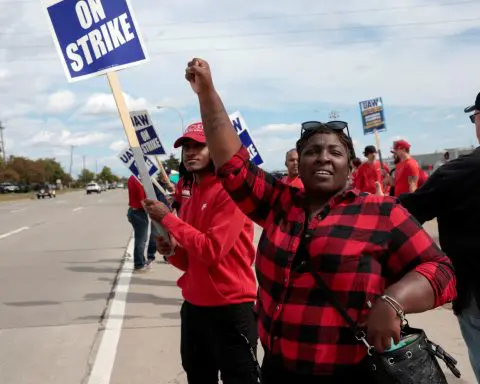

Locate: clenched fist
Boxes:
[185,58,215,95]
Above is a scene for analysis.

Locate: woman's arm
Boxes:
[184,58,287,227]
[363,202,456,352]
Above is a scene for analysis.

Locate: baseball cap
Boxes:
[464,92,480,113]
[173,122,206,148]
[363,145,377,156]
[393,140,411,151]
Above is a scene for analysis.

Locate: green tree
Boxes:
[78,169,95,185]
[164,153,180,171]
[97,166,116,183]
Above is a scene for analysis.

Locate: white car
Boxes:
[86,182,101,195]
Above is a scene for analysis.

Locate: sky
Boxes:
[0,0,480,177]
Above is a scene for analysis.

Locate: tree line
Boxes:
[0,153,181,187]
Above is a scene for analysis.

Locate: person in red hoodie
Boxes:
[355,145,389,195]
[143,122,259,384]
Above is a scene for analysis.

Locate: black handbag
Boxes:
[305,252,461,383]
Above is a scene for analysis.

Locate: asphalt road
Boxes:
[0,191,474,384]
[0,190,131,384]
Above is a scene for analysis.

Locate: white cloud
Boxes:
[80,93,150,116]
[256,123,299,135]
[109,140,128,152]
[45,90,76,114]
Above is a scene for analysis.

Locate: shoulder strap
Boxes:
[305,257,360,334]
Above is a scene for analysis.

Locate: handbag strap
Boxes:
[303,233,373,352]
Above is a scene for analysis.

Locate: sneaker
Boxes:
[146,259,155,268]
[133,266,149,274]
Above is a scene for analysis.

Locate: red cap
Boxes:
[173,122,206,148]
[393,140,411,151]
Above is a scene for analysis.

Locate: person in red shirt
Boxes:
[281,149,304,189]
[391,140,421,196]
[350,157,362,188]
[355,145,389,194]
[181,58,456,383]
[127,175,157,272]
[143,122,259,384]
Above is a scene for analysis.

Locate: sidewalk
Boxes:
[109,222,475,384]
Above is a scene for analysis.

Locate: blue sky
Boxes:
[0,0,479,177]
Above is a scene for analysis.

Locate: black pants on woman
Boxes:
[261,347,365,384]
[180,301,259,384]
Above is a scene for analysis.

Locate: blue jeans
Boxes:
[458,297,480,382]
[127,208,156,269]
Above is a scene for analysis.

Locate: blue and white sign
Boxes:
[43,0,148,82]
[229,111,264,166]
[118,147,158,180]
[359,97,387,135]
[130,110,166,155]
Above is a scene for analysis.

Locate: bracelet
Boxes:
[380,294,408,327]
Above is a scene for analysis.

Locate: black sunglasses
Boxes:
[469,112,480,124]
[301,120,351,138]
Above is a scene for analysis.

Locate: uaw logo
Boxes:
[185,122,203,133]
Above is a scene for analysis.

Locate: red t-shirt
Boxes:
[282,175,304,189]
[161,175,257,306]
[418,169,428,187]
[355,161,389,194]
[394,157,420,196]
[128,176,145,209]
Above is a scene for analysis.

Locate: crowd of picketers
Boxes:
[126,58,480,384]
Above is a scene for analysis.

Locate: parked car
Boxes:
[86,182,102,194]
[116,183,125,189]
[36,184,56,199]
[0,182,20,193]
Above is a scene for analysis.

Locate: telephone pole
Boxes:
[0,122,6,163]
[69,145,75,178]
[83,155,86,185]
[329,110,340,120]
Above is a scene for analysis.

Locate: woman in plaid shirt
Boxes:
[184,58,456,383]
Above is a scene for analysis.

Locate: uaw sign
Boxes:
[130,110,166,155]
[43,0,148,82]
[229,111,263,166]
[359,97,387,135]
[118,147,158,180]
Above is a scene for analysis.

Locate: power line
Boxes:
[2,31,478,63]
[0,0,477,35]
[1,16,479,51]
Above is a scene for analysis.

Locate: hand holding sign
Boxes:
[185,58,215,95]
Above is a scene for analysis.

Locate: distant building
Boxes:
[385,146,476,174]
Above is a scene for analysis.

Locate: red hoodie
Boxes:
[160,175,257,307]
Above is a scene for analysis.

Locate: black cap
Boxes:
[464,92,480,113]
[364,145,377,156]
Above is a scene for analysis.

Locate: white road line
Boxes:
[86,239,134,384]
[72,207,84,212]
[0,227,29,240]
[10,208,26,213]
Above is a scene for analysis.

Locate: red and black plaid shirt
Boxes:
[218,147,456,376]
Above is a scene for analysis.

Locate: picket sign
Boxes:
[359,97,387,168]
[42,0,171,247]
[229,111,264,166]
[129,109,174,191]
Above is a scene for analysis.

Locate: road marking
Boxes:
[86,238,134,384]
[10,208,26,213]
[0,227,29,240]
[72,207,84,212]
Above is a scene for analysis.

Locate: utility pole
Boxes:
[69,145,75,184]
[0,122,6,163]
[83,155,86,186]
[329,110,340,120]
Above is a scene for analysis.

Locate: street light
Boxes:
[156,105,185,133]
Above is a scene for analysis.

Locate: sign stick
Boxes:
[106,71,171,248]
[373,128,384,169]
[154,156,174,192]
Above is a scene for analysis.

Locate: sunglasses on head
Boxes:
[469,112,480,124]
[300,120,351,138]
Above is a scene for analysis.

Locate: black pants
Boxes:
[180,301,259,384]
[261,348,365,384]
